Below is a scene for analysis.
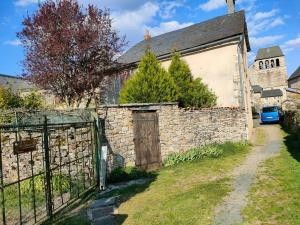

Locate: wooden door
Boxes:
[132,111,162,170]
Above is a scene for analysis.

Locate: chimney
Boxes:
[144,29,151,41]
[226,0,235,14]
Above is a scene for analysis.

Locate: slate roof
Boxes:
[0,74,35,92]
[286,88,300,94]
[252,85,263,93]
[255,46,284,61]
[288,66,300,81]
[261,89,283,98]
[118,10,250,65]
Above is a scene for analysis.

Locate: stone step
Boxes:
[88,206,115,221]
[91,215,115,225]
[90,196,117,209]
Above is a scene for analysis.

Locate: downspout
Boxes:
[237,35,251,140]
[237,35,245,109]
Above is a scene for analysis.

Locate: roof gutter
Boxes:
[287,76,300,81]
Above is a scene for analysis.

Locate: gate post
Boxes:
[95,118,107,190]
[94,119,100,187]
[43,116,53,220]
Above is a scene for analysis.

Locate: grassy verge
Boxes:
[242,129,300,224]
[112,142,250,225]
[48,142,250,225]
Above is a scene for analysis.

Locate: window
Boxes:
[259,61,263,69]
[262,106,278,113]
[265,60,270,69]
[271,59,275,68]
[276,58,280,67]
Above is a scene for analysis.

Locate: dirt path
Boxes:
[213,125,282,225]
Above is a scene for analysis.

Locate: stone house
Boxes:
[0,73,57,107]
[248,46,288,111]
[288,66,300,90]
[0,73,35,93]
[106,0,253,129]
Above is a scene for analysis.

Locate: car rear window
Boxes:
[262,107,278,113]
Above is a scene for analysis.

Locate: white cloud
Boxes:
[146,21,193,37]
[199,0,225,11]
[112,2,159,46]
[14,0,184,47]
[281,34,300,53]
[80,0,148,10]
[269,17,284,28]
[199,0,256,12]
[14,0,148,9]
[285,34,300,48]
[247,9,285,36]
[252,9,278,21]
[250,35,284,48]
[14,0,40,6]
[159,1,184,19]
[4,39,22,46]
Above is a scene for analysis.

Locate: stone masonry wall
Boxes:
[97,103,249,169]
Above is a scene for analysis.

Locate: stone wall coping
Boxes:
[97,102,245,112]
[180,107,245,111]
[98,102,178,108]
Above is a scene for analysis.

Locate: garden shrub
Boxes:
[119,49,178,104]
[0,86,23,109]
[168,53,217,108]
[119,50,217,108]
[108,166,153,184]
[0,86,43,110]
[164,141,250,166]
[22,91,43,109]
[181,78,217,108]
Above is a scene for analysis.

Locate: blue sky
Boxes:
[0,0,300,77]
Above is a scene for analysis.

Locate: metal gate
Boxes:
[0,111,102,225]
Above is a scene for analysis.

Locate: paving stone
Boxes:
[89,206,115,220]
[92,215,115,225]
[90,196,117,209]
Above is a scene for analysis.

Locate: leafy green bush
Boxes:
[108,166,153,184]
[164,145,223,166]
[119,49,178,104]
[0,86,43,110]
[182,78,217,108]
[22,91,43,109]
[164,142,250,166]
[0,86,23,109]
[119,50,217,108]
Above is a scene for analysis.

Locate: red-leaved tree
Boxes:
[18,0,126,107]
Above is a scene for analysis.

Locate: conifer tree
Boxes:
[168,52,217,108]
[183,78,217,108]
[168,52,192,105]
[119,50,178,103]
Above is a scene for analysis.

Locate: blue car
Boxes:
[260,106,283,124]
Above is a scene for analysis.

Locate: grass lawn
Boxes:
[242,129,300,225]
[112,142,250,225]
[50,142,250,225]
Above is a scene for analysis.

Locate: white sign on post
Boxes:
[100,146,108,190]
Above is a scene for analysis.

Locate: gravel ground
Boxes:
[213,125,281,225]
